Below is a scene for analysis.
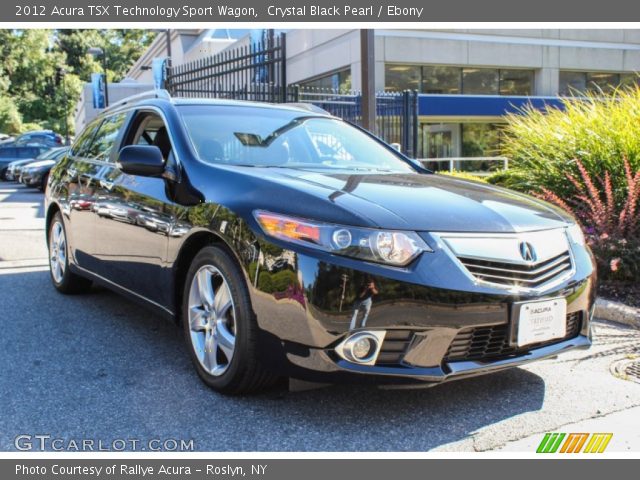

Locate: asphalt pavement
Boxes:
[1,183,639,452]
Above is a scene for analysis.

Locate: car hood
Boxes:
[233,168,574,233]
[24,160,55,169]
[9,158,37,167]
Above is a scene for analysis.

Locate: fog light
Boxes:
[335,331,386,366]
[352,337,374,360]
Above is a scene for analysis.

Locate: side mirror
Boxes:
[117,145,165,177]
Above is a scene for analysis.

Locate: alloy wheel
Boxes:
[49,221,67,284]
[188,265,237,376]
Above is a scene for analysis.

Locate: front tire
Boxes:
[182,246,276,394]
[48,212,92,294]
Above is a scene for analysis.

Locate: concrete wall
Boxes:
[286,30,361,87]
[285,29,640,95]
[74,81,154,133]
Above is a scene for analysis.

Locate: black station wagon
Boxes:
[45,91,595,394]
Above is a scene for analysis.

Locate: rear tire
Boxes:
[182,246,277,394]
[48,212,92,294]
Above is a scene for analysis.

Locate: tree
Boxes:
[0,97,22,134]
[0,29,154,135]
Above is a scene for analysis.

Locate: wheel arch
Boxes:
[45,202,62,243]
[172,229,247,325]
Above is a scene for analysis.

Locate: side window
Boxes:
[87,112,127,162]
[71,120,102,158]
[125,112,173,162]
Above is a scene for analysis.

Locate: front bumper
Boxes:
[241,232,596,386]
[21,172,43,186]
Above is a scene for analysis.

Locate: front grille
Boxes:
[376,330,414,365]
[458,252,572,289]
[444,311,582,362]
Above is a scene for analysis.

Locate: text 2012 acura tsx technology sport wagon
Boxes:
[45,91,595,394]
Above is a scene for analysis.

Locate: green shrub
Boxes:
[497,87,640,283]
[20,122,43,133]
[499,87,640,204]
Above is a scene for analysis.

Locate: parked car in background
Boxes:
[19,147,69,190]
[0,146,50,179]
[45,92,595,394]
[5,147,65,181]
[0,133,14,144]
[13,130,64,148]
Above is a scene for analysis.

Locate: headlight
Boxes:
[254,210,431,267]
[567,223,586,246]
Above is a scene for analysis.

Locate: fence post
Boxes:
[402,91,410,155]
[165,63,173,95]
[280,33,287,103]
[411,90,419,158]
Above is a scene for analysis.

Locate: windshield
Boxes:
[178,105,415,173]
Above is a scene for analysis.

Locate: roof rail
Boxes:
[107,89,172,110]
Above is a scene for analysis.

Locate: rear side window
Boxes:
[71,120,102,158]
[87,112,127,162]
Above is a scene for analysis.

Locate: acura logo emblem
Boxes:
[519,241,537,262]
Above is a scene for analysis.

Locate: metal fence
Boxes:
[166,33,289,103]
[296,89,419,157]
[165,32,419,156]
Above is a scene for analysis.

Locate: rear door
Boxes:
[64,119,107,271]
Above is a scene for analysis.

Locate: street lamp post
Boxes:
[55,67,70,145]
[87,46,109,107]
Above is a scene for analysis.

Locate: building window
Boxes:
[462,68,499,95]
[422,66,460,94]
[499,69,534,95]
[386,64,534,95]
[621,73,640,88]
[461,123,502,159]
[559,71,639,95]
[299,69,352,91]
[385,65,421,92]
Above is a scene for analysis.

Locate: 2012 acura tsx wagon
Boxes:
[45,90,595,394]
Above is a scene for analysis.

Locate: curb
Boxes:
[595,297,640,329]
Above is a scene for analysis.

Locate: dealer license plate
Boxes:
[516,298,567,347]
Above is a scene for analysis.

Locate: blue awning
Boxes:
[418,94,566,117]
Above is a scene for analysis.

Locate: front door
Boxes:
[93,110,177,307]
